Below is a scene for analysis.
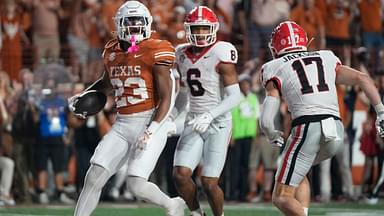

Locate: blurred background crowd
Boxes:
[1,0,384,207]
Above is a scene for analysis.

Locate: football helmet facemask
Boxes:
[114,1,152,43]
[269,21,308,58]
[184,6,219,47]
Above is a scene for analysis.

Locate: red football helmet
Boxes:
[184,6,219,47]
[269,21,308,58]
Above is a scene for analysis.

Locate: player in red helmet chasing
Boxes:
[171,6,243,216]
[259,21,384,216]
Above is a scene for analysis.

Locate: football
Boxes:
[72,90,107,117]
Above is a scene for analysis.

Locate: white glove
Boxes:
[68,94,86,119]
[376,114,384,138]
[188,112,214,134]
[268,130,284,147]
[137,121,159,150]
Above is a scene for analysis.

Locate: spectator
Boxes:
[165,6,187,46]
[101,0,125,39]
[67,1,91,82]
[247,73,280,203]
[203,0,232,41]
[11,69,39,203]
[86,1,106,83]
[290,0,325,50]
[0,0,30,82]
[30,0,63,64]
[240,0,290,62]
[323,0,352,66]
[358,0,383,72]
[32,78,74,204]
[360,108,381,195]
[227,74,259,201]
[0,70,15,206]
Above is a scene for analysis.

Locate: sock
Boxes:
[127,176,172,209]
[191,208,204,216]
[303,207,308,216]
[56,190,64,197]
[74,165,111,216]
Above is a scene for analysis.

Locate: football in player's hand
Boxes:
[69,90,107,118]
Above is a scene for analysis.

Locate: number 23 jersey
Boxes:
[261,50,341,119]
[103,38,175,115]
[175,41,238,117]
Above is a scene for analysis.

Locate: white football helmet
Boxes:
[114,1,153,43]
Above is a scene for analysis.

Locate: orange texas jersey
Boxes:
[102,37,175,115]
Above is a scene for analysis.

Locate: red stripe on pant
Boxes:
[277,125,302,183]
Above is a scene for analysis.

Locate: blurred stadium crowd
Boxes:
[1,0,384,207]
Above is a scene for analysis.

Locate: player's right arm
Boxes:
[170,65,189,120]
[259,81,284,147]
[336,65,384,136]
[83,69,113,95]
[336,65,382,112]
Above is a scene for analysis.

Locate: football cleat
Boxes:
[68,90,107,119]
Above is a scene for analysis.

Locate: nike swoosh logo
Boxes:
[134,54,144,58]
[203,55,210,59]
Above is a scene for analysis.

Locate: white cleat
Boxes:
[167,197,185,216]
[365,197,379,205]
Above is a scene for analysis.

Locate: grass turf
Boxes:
[1,202,384,216]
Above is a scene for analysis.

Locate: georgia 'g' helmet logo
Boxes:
[269,21,308,58]
[184,6,219,47]
[114,1,153,44]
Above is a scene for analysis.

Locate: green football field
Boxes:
[1,202,384,216]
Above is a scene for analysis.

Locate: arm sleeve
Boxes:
[259,96,280,139]
[209,83,244,118]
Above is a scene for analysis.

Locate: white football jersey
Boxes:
[261,50,341,119]
[176,41,238,120]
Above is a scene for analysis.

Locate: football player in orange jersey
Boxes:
[69,1,185,216]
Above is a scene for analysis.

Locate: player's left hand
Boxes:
[375,113,384,138]
[68,94,86,119]
[137,129,152,150]
[137,121,159,150]
[268,130,284,147]
[188,112,213,133]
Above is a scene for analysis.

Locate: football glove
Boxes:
[137,121,159,150]
[268,130,284,147]
[188,112,213,134]
[68,90,107,119]
[375,113,384,138]
[68,94,86,119]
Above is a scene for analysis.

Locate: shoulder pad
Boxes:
[214,41,238,64]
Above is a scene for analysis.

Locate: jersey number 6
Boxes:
[187,68,205,96]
